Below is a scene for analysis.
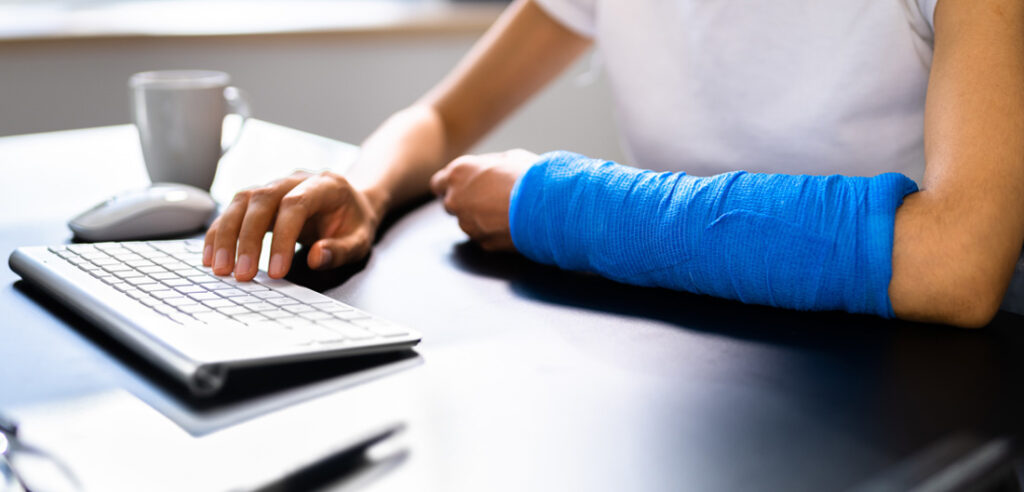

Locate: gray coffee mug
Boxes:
[130,70,250,190]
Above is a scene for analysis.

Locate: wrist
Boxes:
[360,184,392,224]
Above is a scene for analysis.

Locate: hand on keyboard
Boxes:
[203,170,382,282]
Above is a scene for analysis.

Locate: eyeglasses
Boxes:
[0,413,81,492]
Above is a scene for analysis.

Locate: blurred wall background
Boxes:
[0,3,627,163]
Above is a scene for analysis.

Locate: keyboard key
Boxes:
[233,295,262,305]
[187,275,220,284]
[123,243,157,253]
[101,263,132,272]
[126,260,156,268]
[217,289,246,298]
[267,296,299,306]
[139,296,160,307]
[151,272,178,280]
[175,285,205,294]
[166,297,198,307]
[125,276,153,285]
[163,261,192,271]
[280,287,329,304]
[82,265,105,275]
[111,282,132,292]
[204,282,234,290]
[283,304,314,314]
[151,290,179,299]
[95,275,116,284]
[262,309,293,319]
[246,302,277,312]
[137,283,165,292]
[179,304,211,314]
[312,302,352,313]
[252,290,284,299]
[137,266,165,274]
[151,241,187,253]
[217,305,249,316]
[188,292,220,301]
[202,298,235,309]
[148,255,174,265]
[236,283,269,292]
[162,278,191,287]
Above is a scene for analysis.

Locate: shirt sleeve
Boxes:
[533,0,598,39]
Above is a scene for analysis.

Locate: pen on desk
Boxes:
[0,412,18,437]
[0,411,83,492]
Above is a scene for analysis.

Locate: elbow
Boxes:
[932,287,1004,329]
[890,266,1008,329]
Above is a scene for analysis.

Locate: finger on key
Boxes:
[233,189,280,281]
[268,176,326,278]
[232,175,309,281]
[212,190,251,276]
[203,217,220,266]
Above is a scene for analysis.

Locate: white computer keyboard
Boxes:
[9,239,421,395]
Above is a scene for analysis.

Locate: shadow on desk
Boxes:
[447,241,1024,448]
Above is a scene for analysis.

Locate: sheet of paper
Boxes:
[7,367,423,492]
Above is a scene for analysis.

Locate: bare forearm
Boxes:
[348,105,454,219]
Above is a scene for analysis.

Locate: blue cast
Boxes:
[508,151,919,317]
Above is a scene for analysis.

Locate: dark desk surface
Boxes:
[2,123,1023,491]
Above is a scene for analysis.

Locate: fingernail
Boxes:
[203,245,213,265]
[269,253,285,278]
[234,254,252,279]
[214,248,230,274]
[317,249,333,269]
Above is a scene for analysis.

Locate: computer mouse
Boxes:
[69,183,217,242]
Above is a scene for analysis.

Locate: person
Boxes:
[203,0,1024,328]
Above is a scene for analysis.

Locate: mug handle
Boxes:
[221,86,250,157]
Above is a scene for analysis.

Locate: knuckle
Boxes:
[250,187,277,202]
[279,193,307,210]
[231,189,253,203]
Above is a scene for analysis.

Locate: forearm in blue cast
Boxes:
[508,151,919,318]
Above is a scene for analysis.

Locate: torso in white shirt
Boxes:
[534,0,938,183]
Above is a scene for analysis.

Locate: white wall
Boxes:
[0,31,626,162]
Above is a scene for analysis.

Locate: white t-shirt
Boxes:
[534,0,939,182]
